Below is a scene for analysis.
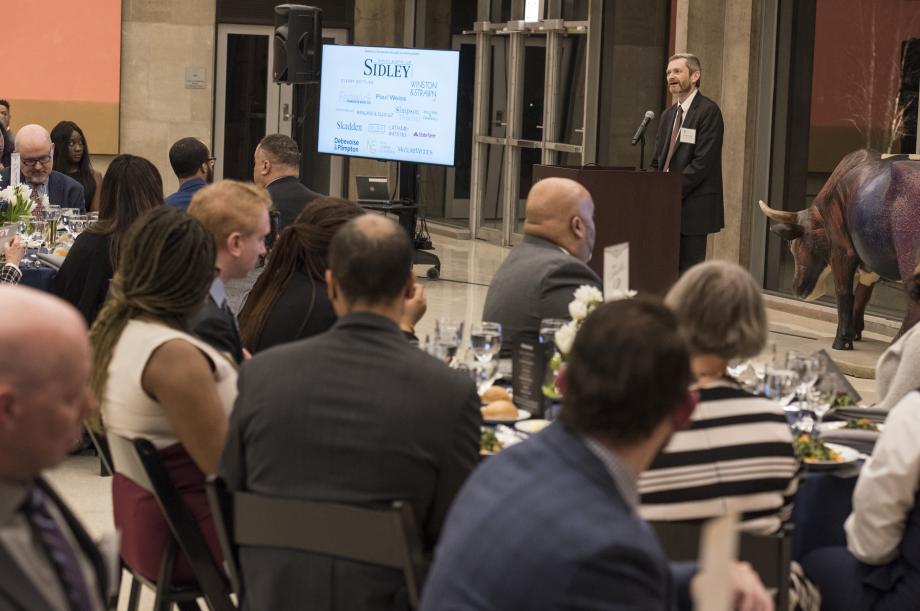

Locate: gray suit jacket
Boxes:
[220,312,481,611]
[483,234,601,357]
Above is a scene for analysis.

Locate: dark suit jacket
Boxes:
[266,175,321,231]
[220,312,481,611]
[53,231,113,325]
[0,168,86,212]
[650,91,724,236]
[250,272,337,353]
[0,478,109,611]
[482,234,601,357]
[190,295,244,364]
[420,424,694,611]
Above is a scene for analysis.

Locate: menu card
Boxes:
[604,242,629,300]
[512,335,546,418]
[10,153,20,187]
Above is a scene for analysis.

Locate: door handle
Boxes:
[282,103,291,122]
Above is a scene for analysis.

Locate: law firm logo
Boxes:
[337,121,362,132]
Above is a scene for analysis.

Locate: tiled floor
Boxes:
[44,233,890,608]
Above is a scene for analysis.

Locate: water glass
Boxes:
[786,351,821,406]
[810,375,837,430]
[538,318,568,350]
[432,319,463,364]
[469,322,502,363]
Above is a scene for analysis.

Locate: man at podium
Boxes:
[650,52,724,273]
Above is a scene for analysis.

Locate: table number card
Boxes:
[10,153,20,187]
[604,242,629,300]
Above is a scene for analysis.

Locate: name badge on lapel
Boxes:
[679,127,696,144]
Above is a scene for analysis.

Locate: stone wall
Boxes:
[120,0,217,195]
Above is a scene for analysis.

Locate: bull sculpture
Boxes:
[760,149,920,350]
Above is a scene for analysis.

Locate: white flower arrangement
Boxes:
[543,284,637,399]
[0,184,37,224]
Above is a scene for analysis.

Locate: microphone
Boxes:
[630,110,655,145]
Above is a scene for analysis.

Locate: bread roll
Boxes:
[481,400,518,420]
[481,385,512,404]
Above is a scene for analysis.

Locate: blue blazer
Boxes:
[0,168,86,212]
[421,423,694,611]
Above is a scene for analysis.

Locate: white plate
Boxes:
[819,421,884,433]
[483,409,531,424]
[803,442,861,470]
[515,419,551,434]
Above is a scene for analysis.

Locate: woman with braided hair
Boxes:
[91,206,232,589]
[239,196,363,352]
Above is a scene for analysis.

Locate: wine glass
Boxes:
[810,375,837,432]
[764,368,798,405]
[469,322,502,363]
[786,352,820,407]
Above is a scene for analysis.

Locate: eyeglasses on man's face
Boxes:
[22,155,52,168]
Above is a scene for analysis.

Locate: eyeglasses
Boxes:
[22,155,52,167]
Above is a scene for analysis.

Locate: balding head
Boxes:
[14,124,54,185]
[326,214,414,313]
[524,178,596,262]
[0,287,93,481]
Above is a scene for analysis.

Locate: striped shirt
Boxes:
[638,379,801,534]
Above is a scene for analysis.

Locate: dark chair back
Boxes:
[651,520,793,610]
[206,475,427,609]
[107,433,235,611]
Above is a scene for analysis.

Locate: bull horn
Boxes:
[758,199,799,224]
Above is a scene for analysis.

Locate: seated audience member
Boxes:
[482,177,600,356]
[0,124,85,212]
[187,181,272,363]
[239,196,363,352]
[221,214,481,611]
[640,261,800,534]
[801,386,920,610]
[253,133,321,231]
[420,298,773,611]
[873,265,920,410]
[51,121,103,213]
[91,206,232,589]
[1,235,24,284]
[0,286,109,611]
[0,100,13,167]
[165,137,213,211]
[54,154,163,325]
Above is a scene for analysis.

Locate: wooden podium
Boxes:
[532,165,682,295]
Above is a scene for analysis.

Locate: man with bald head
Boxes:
[221,214,480,611]
[483,177,601,356]
[0,287,110,611]
[1,124,85,213]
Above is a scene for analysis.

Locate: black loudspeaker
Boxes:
[273,4,323,84]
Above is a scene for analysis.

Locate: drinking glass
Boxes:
[466,358,500,395]
[810,375,837,431]
[469,322,502,363]
[786,351,821,407]
[538,318,568,350]
[764,368,798,405]
[432,319,463,365]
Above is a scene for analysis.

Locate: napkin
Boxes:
[820,429,878,455]
[36,253,65,270]
[830,407,888,424]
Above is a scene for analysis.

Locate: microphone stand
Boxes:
[638,132,646,170]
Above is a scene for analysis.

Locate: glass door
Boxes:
[468,2,601,245]
[214,25,348,195]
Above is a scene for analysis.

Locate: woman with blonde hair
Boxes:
[91,206,232,591]
[639,260,800,534]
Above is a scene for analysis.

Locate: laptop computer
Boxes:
[356,176,392,205]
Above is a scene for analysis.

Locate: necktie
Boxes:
[22,487,96,611]
[30,184,44,220]
[663,104,684,172]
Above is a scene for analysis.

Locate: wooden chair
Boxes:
[206,476,428,609]
[106,433,236,611]
[652,520,794,611]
